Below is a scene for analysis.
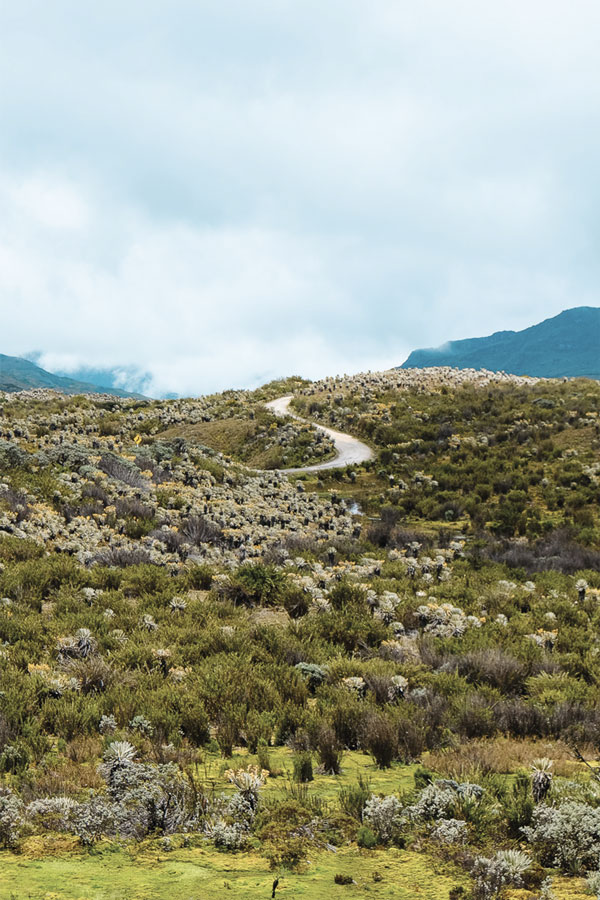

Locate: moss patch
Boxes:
[0,846,466,900]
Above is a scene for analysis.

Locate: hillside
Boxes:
[0,369,599,898]
[0,353,146,398]
[400,306,600,378]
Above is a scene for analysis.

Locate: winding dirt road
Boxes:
[265,395,373,473]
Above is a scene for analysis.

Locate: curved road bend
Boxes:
[264,395,373,473]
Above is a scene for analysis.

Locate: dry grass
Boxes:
[29,757,104,797]
[425,737,590,779]
[160,419,255,456]
[65,734,103,763]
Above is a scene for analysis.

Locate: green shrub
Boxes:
[363,712,398,769]
[226,563,286,606]
[293,751,314,783]
[257,739,272,773]
[356,825,378,848]
[338,775,372,821]
[316,724,343,775]
[0,536,44,563]
[502,771,534,837]
[177,698,210,747]
[0,556,84,608]
[414,765,434,790]
[185,564,213,590]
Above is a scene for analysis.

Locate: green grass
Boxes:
[0,842,591,900]
[0,844,467,900]
[200,748,419,803]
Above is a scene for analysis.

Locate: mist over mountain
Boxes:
[0,354,146,398]
[400,307,600,379]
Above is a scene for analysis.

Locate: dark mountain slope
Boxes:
[400,307,600,379]
[0,354,146,398]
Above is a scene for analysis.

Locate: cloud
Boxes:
[0,1,599,395]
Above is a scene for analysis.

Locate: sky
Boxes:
[1,1,599,397]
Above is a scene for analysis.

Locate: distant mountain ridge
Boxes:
[0,354,146,398]
[400,307,600,379]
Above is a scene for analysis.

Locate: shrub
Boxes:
[179,699,210,747]
[430,818,467,844]
[484,529,600,574]
[316,725,343,775]
[363,794,403,844]
[502,771,534,837]
[180,515,223,548]
[293,751,314,783]
[27,796,78,831]
[522,801,600,872]
[224,563,285,607]
[338,775,372,821]
[328,580,366,610]
[264,833,310,870]
[256,739,272,774]
[0,536,44,563]
[0,741,30,774]
[0,789,24,847]
[98,452,148,489]
[329,694,364,749]
[457,694,496,739]
[185,564,213,590]
[362,712,398,769]
[394,704,436,760]
[496,700,547,738]
[210,820,247,850]
[1,556,83,608]
[413,765,434,790]
[406,782,458,822]
[356,824,377,848]
[455,649,527,693]
[470,849,532,900]
[68,656,113,694]
[92,547,152,567]
[258,798,312,870]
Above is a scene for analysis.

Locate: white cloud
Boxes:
[0,1,599,395]
[8,175,89,231]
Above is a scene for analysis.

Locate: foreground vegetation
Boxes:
[0,368,599,898]
[0,841,472,900]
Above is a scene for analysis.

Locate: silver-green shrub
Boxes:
[363,794,403,843]
[522,801,600,872]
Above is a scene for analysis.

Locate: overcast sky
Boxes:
[1,1,599,396]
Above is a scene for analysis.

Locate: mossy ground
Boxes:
[0,844,466,900]
[2,750,587,900]
[0,844,589,900]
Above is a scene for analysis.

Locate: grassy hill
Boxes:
[0,353,146,398]
[400,306,600,379]
[0,369,599,898]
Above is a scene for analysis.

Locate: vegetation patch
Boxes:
[0,369,599,897]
